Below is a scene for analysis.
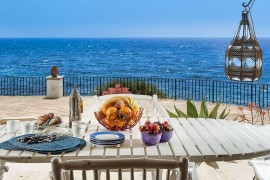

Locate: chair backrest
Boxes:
[0,117,37,125]
[51,157,189,180]
[92,94,167,119]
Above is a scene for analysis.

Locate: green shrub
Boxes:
[166,98,230,119]
[98,80,167,98]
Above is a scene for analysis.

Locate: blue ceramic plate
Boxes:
[90,139,125,144]
[90,132,125,141]
[90,140,124,146]
[90,137,125,143]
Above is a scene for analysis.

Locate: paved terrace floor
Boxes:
[0,96,262,180]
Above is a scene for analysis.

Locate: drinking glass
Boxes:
[21,122,34,134]
[72,122,85,137]
[6,120,20,133]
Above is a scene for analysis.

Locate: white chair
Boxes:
[249,155,270,180]
[0,117,37,125]
[51,157,189,180]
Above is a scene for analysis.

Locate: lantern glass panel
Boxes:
[231,58,241,67]
[232,77,241,81]
[243,58,255,68]
[243,77,253,81]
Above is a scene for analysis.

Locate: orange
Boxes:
[115,118,125,128]
[120,107,132,118]
[102,103,113,114]
[106,107,118,120]
[105,119,116,128]
[131,109,138,121]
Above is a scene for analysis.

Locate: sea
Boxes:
[0,38,269,84]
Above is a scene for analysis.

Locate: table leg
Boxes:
[0,160,8,180]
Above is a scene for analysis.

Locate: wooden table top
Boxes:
[1,118,270,163]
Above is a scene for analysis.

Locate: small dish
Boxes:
[95,134,120,141]
[160,130,173,143]
[35,122,63,130]
[141,132,162,146]
[90,132,125,141]
[42,127,72,136]
[94,144,122,147]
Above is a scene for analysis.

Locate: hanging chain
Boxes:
[242,0,257,39]
[249,10,257,39]
[242,0,256,12]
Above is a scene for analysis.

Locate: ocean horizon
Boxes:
[1,38,269,83]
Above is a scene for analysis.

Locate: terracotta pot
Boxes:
[51,66,58,77]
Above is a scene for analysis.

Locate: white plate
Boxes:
[95,134,120,141]
[90,132,125,141]
[35,121,63,130]
[91,143,124,147]
[42,127,72,136]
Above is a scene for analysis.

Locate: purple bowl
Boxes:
[160,130,173,142]
[141,132,162,146]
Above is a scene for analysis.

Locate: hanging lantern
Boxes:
[225,0,262,81]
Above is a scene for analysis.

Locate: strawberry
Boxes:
[139,121,163,134]
[151,124,157,130]
[161,121,173,131]
[154,121,164,131]
[139,125,145,132]
[144,120,151,127]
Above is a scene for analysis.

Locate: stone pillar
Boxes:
[46,76,64,99]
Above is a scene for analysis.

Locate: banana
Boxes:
[125,96,136,109]
[102,96,126,107]
[126,96,140,112]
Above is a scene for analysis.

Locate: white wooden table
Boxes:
[1,117,270,163]
[1,117,270,179]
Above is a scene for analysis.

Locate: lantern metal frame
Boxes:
[69,85,83,128]
[225,0,262,82]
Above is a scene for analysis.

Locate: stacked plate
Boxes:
[90,132,125,146]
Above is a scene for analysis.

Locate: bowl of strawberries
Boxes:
[139,120,173,145]
[139,121,162,146]
[160,121,173,142]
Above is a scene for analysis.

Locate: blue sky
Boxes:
[0,0,269,38]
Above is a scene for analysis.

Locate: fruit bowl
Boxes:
[160,121,173,142]
[94,96,143,131]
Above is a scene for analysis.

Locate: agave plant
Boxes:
[166,98,230,119]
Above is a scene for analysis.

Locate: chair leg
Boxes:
[170,171,177,180]
[49,171,54,180]
[151,170,163,180]
[0,160,8,180]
